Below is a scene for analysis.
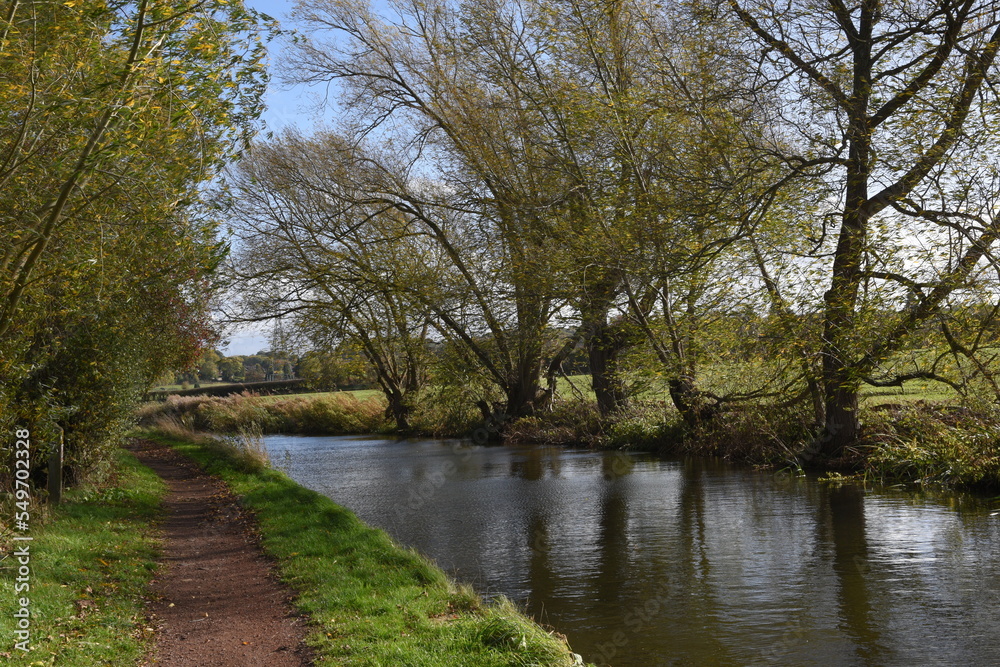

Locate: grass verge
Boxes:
[141,428,587,667]
[0,448,165,665]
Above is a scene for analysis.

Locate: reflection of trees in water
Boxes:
[673,459,730,662]
[509,447,563,481]
[820,484,885,664]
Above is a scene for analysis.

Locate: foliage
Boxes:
[721,0,1000,453]
[406,384,487,438]
[0,0,275,482]
[863,404,1000,488]
[505,399,605,446]
[139,390,391,435]
[297,346,372,391]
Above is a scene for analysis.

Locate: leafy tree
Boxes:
[218,356,246,382]
[198,350,222,382]
[1,0,273,478]
[225,131,433,428]
[723,0,1000,454]
[298,347,371,391]
[289,0,641,425]
[289,0,802,426]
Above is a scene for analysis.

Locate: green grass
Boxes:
[859,380,958,405]
[557,375,596,402]
[860,403,1000,488]
[565,370,960,406]
[148,381,230,392]
[0,449,165,666]
[142,429,587,667]
[255,388,383,403]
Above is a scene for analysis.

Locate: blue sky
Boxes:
[223,0,314,356]
[245,0,319,133]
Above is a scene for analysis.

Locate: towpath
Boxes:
[128,439,312,666]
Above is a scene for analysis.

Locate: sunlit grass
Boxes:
[137,390,390,435]
[563,368,961,407]
[255,388,383,403]
[0,449,165,665]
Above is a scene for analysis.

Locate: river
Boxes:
[263,434,1000,666]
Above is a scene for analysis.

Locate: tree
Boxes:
[1,0,269,337]
[297,347,371,390]
[1,0,273,477]
[723,0,1000,455]
[530,0,799,421]
[198,350,223,382]
[286,0,581,424]
[225,131,434,428]
[218,356,246,382]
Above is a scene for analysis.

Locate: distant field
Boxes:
[150,381,231,392]
[256,388,383,403]
[859,378,959,405]
[151,372,959,408]
[557,372,958,407]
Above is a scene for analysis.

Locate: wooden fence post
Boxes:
[48,426,63,504]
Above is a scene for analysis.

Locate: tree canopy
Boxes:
[1,0,274,477]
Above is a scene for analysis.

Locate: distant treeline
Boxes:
[145,379,308,401]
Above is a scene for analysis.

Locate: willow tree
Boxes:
[722,0,1000,455]
[225,131,434,429]
[285,0,777,425]
[522,0,803,422]
[287,0,584,423]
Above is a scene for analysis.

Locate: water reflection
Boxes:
[265,435,1000,666]
[823,485,881,664]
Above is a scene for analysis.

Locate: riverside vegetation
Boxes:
[0,449,165,665]
[9,0,1000,506]
[137,379,1000,489]
[7,0,1000,658]
[143,424,589,666]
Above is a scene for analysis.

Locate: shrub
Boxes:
[408,384,484,437]
[267,393,389,434]
[196,392,281,433]
[862,403,1000,488]
[680,401,817,464]
[506,399,604,446]
[603,400,683,450]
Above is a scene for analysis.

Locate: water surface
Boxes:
[264,434,1000,666]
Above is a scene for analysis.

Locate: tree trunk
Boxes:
[385,387,410,430]
[506,356,545,420]
[820,375,860,457]
[589,320,629,416]
[668,376,716,427]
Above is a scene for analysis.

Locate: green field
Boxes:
[558,372,959,407]
[255,388,383,403]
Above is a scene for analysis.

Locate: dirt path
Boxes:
[128,439,313,666]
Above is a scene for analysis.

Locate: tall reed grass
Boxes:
[138,391,390,436]
[862,403,1000,488]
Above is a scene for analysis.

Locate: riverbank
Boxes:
[141,427,588,666]
[136,389,1000,489]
